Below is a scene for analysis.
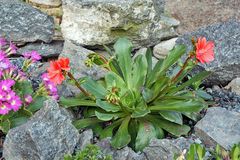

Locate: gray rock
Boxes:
[195,107,240,150]
[225,78,240,96]
[165,0,240,34]
[134,47,158,68]
[60,40,106,80]
[3,99,80,160]
[177,20,240,85]
[153,37,177,59]
[29,0,62,7]
[142,137,191,160]
[97,138,146,160]
[75,129,93,150]
[61,0,178,48]
[17,41,64,58]
[0,0,54,43]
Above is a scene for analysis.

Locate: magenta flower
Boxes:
[47,82,58,93]
[0,102,10,115]
[41,73,59,100]
[0,90,6,101]
[24,95,33,105]
[9,41,17,54]
[0,52,11,69]
[5,91,16,101]
[0,79,15,91]
[23,51,41,62]
[9,95,22,111]
[0,37,6,47]
[41,73,50,82]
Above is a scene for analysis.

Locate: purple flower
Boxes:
[0,52,11,69]
[9,41,17,54]
[0,79,15,91]
[41,73,50,82]
[0,90,6,101]
[0,102,11,115]
[47,82,58,93]
[23,51,41,62]
[9,95,22,111]
[5,91,16,101]
[24,95,33,105]
[0,37,7,47]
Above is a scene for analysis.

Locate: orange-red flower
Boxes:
[47,58,70,85]
[196,37,215,64]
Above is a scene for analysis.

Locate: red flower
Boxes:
[196,37,215,64]
[47,58,70,85]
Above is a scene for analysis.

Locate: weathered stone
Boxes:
[142,137,191,160]
[225,78,240,96]
[3,99,80,160]
[75,130,93,150]
[97,138,146,160]
[17,41,64,58]
[166,0,240,34]
[195,107,240,150]
[153,37,177,59]
[177,20,240,85]
[29,0,62,7]
[60,40,106,80]
[61,0,178,48]
[0,0,54,43]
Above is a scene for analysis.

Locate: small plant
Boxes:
[64,144,112,160]
[176,143,240,160]
[47,37,214,151]
[0,37,58,133]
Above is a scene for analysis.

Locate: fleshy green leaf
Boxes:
[28,96,47,112]
[100,119,123,139]
[0,119,11,133]
[131,100,150,118]
[135,121,157,151]
[96,100,121,112]
[114,38,133,86]
[73,118,102,129]
[159,111,183,125]
[10,117,29,128]
[14,80,33,96]
[60,97,97,108]
[95,111,124,121]
[111,116,131,148]
[81,77,107,99]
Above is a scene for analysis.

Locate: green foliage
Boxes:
[64,144,112,160]
[175,143,240,160]
[60,38,210,151]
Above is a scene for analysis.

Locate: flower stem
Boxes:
[67,72,91,97]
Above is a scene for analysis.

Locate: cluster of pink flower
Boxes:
[0,37,58,115]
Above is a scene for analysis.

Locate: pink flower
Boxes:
[24,95,33,105]
[0,79,15,91]
[0,102,10,115]
[9,95,22,111]
[196,37,215,64]
[23,51,42,62]
[0,90,6,101]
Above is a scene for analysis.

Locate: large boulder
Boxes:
[165,0,240,34]
[61,0,178,48]
[0,0,54,43]
[3,99,80,160]
[29,0,62,7]
[195,107,240,150]
[177,20,240,85]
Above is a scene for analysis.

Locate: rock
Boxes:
[142,137,191,160]
[195,107,240,150]
[134,47,158,67]
[165,0,240,34]
[153,38,177,59]
[60,40,106,80]
[61,0,178,48]
[75,130,93,150]
[3,99,80,160]
[97,138,146,160]
[29,0,62,7]
[17,41,64,58]
[0,0,54,43]
[176,20,240,86]
[225,78,240,96]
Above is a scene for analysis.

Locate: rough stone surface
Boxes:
[0,0,54,43]
[153,37,177,59]
[195,107,240,150]
[61,0,178,47]
[177,20,240,85]
[142,138,191,160]
[29,0,62,7]
[75,130,93,150]
[165,0,240,34]
[17,41,64,58]
[97,138,146,160]
[3,99,80,160]
[60,40,106,80]
[225,78,240,96]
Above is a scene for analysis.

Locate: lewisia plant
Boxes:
[0,37,59,133]
[48,37,214,151]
